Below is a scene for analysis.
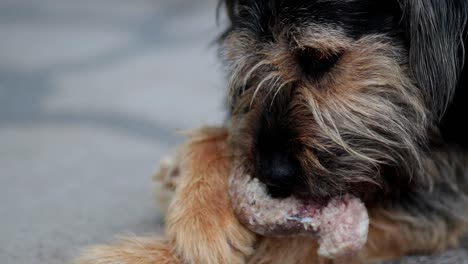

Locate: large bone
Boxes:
[228,167,369,258]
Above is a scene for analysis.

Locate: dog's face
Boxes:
[220,0,467,202]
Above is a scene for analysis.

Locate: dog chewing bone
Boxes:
[228,166,369,259]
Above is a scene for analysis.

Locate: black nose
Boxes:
[254,151,303,198]
[253,92,304,198]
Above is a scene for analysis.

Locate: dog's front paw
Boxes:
[167,203,255,264]
[153,155,181,216]
[165,128,256,264]
[74,237,179,264]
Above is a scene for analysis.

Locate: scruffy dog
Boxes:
[76,0,468,263]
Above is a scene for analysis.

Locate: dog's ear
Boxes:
[400,0,468,119]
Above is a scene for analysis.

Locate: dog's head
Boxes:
[219,0,468,203]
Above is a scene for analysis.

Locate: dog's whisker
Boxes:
[249,72,277,107]
[269,79,293,109]
[263,75,282,98]
[242,59,270,89]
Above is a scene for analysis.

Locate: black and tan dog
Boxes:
[76,1,468,263]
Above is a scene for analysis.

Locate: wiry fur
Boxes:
[76,0,468,263]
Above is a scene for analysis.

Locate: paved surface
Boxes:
[0,1,225,263]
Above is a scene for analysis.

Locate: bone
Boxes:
[228,167,369,259]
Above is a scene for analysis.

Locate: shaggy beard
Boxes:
[226,36,429,201]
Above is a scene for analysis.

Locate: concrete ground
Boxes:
[0,1,224,263]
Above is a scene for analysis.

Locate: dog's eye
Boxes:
[296,47,341,80]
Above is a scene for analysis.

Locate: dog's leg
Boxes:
[74,237,180,264]
[165,127,256,264]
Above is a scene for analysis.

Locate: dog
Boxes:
[76,1,468,263]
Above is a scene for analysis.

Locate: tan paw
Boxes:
[167,207,256,264]
[153,155,181,216]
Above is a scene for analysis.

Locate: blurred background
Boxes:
[0,1,226,263]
